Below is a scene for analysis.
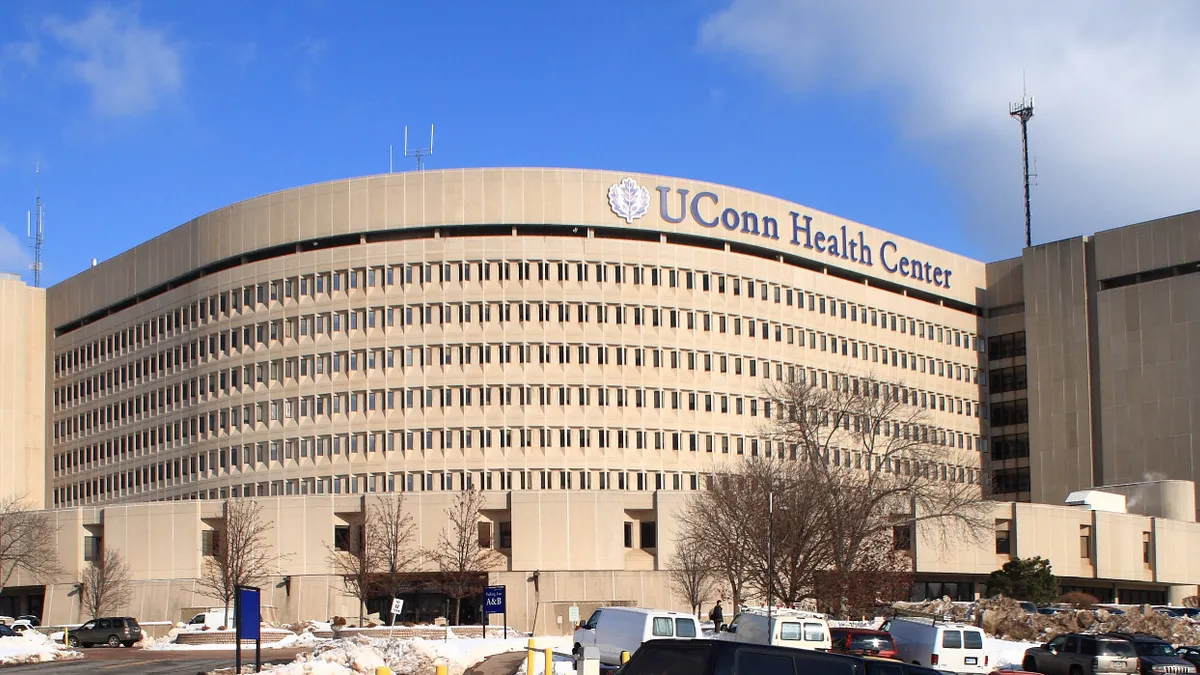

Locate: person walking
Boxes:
[709,600,724,632]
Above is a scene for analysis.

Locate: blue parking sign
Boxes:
[484,585,505,614]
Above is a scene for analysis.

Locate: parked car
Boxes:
[573,607,699,666]
[1038,606,1069,616]
[1175,647,1200,670]
[1020,603,1039,614]
[66,617,142,648]
[1152,608,1186,619]
[1177,609,1200,620]
[9,620,35,634]
[0,625,17,638]
[882,617,989,674]
[720,608,832,652]
[1102,633,1196,675]
[15,615,40,627]
[1022,633,1139,675]
[831,628,898,659]
[615,638,868,675]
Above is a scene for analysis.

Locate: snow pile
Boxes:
[0,631,85,665]
[262,635,572,675]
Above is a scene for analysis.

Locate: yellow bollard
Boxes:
[544,647,554,675]
[621,651,631,664]
[435,664,447,675]
[527,639,536,675]
[375,668,392,675]
[63,628,69,647]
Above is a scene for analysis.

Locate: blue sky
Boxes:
[2,1,1198,287]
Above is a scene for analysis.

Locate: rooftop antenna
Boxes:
[404,124,434,171]
[27,162,45,287]
[1009,80,1035,248]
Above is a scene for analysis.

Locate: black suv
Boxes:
[1103,633,1197,675]
[68,617,142,648]
[616,639,946,675]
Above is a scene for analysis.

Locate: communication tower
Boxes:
[27,163,45,287]
[1009,97,1035,248]
[404,124,434,171]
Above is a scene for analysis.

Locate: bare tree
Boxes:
[367,494,421,607]
[196,499,288,626]
[763,372,989,613]
[327,518,374,625]
[80,548,133,619]
[425,490,504,625]
[0,496,61,594]
[677,475,753,612]
[667,536,718,618]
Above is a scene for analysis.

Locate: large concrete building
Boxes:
[0,168,1197,628]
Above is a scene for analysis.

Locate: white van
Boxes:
[572,607,699,666]
[718,607,832,651]
[882,617,989,674]
[187,609,233,629]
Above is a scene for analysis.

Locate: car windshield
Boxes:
[848,634,895,651]
[1099,642,1138,657]
[1136,643,1177,657]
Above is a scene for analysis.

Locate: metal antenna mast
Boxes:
[28,163,45,287]
[1009,97,1035,248]
[404,125,434,171]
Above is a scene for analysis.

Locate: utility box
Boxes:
[578,646,600,675]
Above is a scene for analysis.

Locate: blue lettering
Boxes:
[721,208,740,231]
[840,226,850,259]
[942,269,952,289]
[880,241,899,272]
[789,212,812,248]
[858,231,872,266]
[899,257,910,276]
[657,186,688,224]
[933,267,944,287]
[814,231,826,253]
[762,215,779,240]
[740,211,758,235]
[691,192,719,227]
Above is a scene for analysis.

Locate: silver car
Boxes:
[1024,634,1139,675]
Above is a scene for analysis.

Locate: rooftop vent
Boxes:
[1065,490,1127,514]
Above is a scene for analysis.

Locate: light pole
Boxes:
[767,491,774,626]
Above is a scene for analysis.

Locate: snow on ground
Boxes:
[262,635,573,675]
[987,637,1040,669]
[0,631,85,665]
[139,625,322,651]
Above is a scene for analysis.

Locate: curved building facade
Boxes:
[46,168,990,509]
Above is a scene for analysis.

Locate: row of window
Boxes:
[52,440,984,508]
[54,302,984,411]
[54,259,982,381]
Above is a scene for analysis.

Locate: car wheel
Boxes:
[1023,656,1038,672]
[107,635,121,648]
[1070,665,1084,675]
[67,636,80,648]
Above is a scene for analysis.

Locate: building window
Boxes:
[995,520,1012,555]
[989,365,1028,393]
[1080,524,1092,559]
[1143,531,1152,565]
[333,525,351,551]
[640,521,657,549]
[892,525,912,551]
[83,535,102,562]
[478,522,493,548]
[201,530,219,557]
[498,521,512,549]
[987,331,1027,360]
[623,522,633,548]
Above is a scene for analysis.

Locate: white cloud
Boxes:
[0,226,31,277]
[700,0,1200,254]
[45,4,182,117]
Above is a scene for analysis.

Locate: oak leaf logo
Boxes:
[608,177,650,224]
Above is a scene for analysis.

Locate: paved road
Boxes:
[0,646,305,674]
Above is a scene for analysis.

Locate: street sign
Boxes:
[568,605,580,623]
[484,585,506,614]
[234,586,261,673]
[484,585,508,639]
[391,598,405,616]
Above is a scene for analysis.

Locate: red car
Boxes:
[831,628,898,659]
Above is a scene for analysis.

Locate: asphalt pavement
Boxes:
[0,646,305,675]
